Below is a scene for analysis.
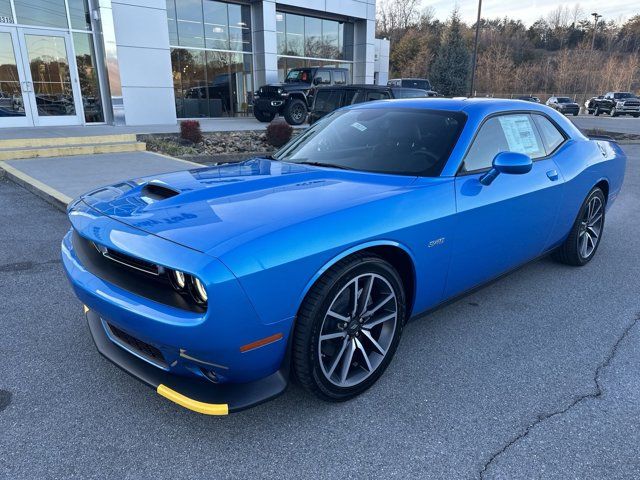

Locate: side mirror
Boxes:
[479,152,533,186]
[313,77,322,85]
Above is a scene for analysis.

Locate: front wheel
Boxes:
[552,187,606,266]
[283,98,308,125]
[594,106,600,116]
[293,254,406,401]
[254,109,275,123]
[611,107,618,117]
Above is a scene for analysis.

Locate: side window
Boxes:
[365,91,391,101]
[463,114,546,172]
[314,90,343,113]
[333,71,346,85]
[314,70,331,85]
[532,115,565,155]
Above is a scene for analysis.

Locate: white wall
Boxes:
[374,38,390,85]
[111,0,177,125]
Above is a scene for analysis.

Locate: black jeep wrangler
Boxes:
[253,67,349,125]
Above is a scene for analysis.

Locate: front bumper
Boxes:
[86,308,287,414]
[253,98,285,113]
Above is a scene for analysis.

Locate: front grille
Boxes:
[107,322,167,367]
[260,86,282,96]
[94,242,160,276]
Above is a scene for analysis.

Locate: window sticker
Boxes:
[350,122,367,132]
[498,115,541,155]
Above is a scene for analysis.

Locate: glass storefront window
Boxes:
[170,0,251,52]
[0,32,26,117]
[0,0,13,22]
[172,47,252,118]
[73,32,104,122]
[285,14,304,57]
[304,16,321,57]
[68,0,91,30]
[176,0,205,48]
[277,12,352,61]
[14,0,68,28]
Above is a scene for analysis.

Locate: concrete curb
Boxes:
[0,161,71,212]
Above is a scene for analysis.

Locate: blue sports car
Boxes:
[62,99,626,415]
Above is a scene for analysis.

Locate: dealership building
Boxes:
[0,0,389,128]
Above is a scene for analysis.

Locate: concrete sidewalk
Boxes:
[0,117,294,140]
[0,151,202,210]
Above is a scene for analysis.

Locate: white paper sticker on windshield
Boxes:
[351,122,367,132]
[498,115,541,155]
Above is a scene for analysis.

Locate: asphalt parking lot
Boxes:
[571,115,640,135]
[1,144,639,479]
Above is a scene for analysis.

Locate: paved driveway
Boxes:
[571,115,640,135]
[1,146,639,479]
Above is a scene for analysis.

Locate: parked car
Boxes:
[308,84,430,124]
[63,98,626,415]
[584,95,603,114]
[388,78,438,96]
[253,67,349,125]
[546,96,580,116]
[516,96,540,103]
[589,92,640,117]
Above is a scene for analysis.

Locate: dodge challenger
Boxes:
[62,98,626,415]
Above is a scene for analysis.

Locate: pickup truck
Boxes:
[587,92,640,117]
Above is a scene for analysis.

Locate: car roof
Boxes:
[346,97,565,115]
[315,84,391,91]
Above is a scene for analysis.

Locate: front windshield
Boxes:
[285,69,313,83]
[273,107,467,177]
[557,97,572,103]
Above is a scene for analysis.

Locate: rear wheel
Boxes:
[633,114,639,118]
[254,109,275,123]
[293,254,406,401]
[284,98,307,125]
[553,187,605,266]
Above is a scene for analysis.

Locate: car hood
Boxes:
[79,159,417,256]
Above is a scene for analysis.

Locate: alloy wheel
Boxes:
[578,195,604,259]
[318,273,398,388]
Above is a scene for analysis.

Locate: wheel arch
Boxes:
[594,178,610,203]
[296,241,418,322]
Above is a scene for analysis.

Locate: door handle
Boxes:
[546,170,559,181]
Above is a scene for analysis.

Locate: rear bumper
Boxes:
[86,308,288,414]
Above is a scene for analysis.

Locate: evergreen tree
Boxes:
[430,10,471,96]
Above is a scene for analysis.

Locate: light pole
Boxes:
[468,0,483,97]
[583,12,602,105]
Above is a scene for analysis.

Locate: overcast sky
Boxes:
[424,1,638,26]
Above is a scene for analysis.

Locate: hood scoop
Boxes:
[141,181,181,202]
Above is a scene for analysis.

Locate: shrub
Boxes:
[180,120,203,144]
[265,119,293,148]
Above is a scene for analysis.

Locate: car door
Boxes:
[444,113,565,298]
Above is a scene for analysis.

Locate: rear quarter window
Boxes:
[314,90,343,113]
[532,115,565,155]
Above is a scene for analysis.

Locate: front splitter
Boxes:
[86,309,288,415]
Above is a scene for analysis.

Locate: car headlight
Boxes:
[277,88,283,95]
[616,101,625,107]
[169,269,186,290]
[190,277,208,305]
[168,269,207,306]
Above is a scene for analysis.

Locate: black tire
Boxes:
[254,109,275,123]
[292,253,406,402]
[573,112,578,116]
[633,114,639,118]
[594,106,600,116]
[552,187,606,266]
[611,107,618,117]
[283,98,307,125]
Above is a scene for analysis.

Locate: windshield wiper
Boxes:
[302,161,355,171]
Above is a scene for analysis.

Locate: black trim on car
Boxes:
[72,230,206,313]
